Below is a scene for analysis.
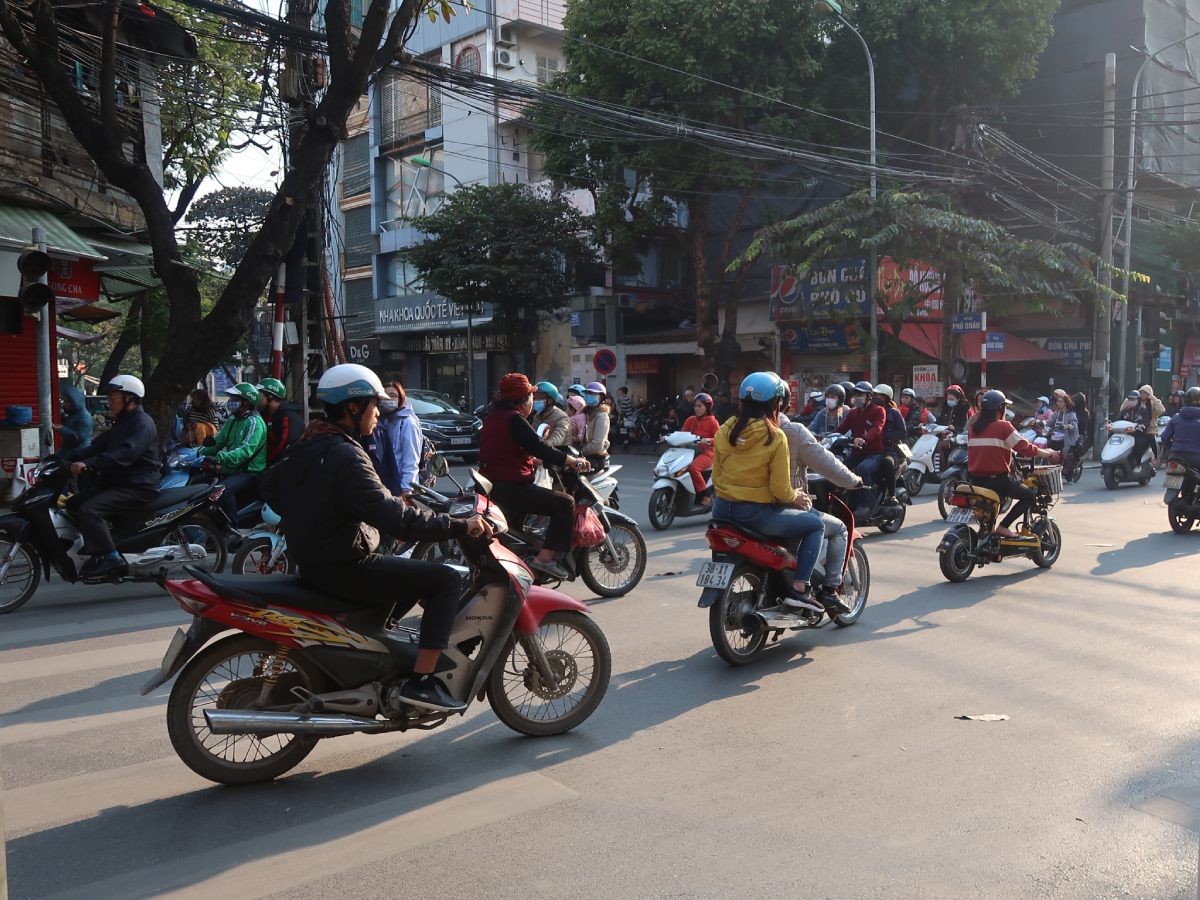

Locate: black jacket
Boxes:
[260,424,464,565]
[266,402,305,464]
[70,406,160,490]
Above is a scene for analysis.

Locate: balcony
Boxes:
[496,0,566,31]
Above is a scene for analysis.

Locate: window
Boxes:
[536,55,560,84]
[343,277,374,338]
[454,45,481,74]
[349,0,364,28]
[428,84,442,127]
[343,206,376,269]
[342,134,370,197]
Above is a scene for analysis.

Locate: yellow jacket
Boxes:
[712,417,800,505]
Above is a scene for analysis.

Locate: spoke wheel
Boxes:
[164,517,227,576]
[709,565,769,665]
[580,521,647,597]
[833,544,869,627]
[0,539,39,614]
[648,488,675,531]
[487,611,611,736]
[232,536,295,575]
[166,634,329,785]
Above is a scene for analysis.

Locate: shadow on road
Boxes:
[1091,532,1196,576]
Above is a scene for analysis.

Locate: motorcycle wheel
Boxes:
[939,531,976,583]
[1168,499,1195,534]
[232,537,295,575]
[903,468,924,497]
[166,634,330,785]
[709,565,769,666]
[487,610,611,737]
[1066,459,1083,484]
[1102,466,1120,491]
[158,517,227,576]
[833,544,869,627]
[1030,517,1063,568]
[648,487,676,531]
[580,521,647,597]
[878,502,905,534]
[0,538,40,615]
[937,475,964,520]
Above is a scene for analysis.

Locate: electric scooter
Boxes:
[648,432,713,531]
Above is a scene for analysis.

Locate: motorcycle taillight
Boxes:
[165,582,212,613]
[1167,460,1186,474]
[720,536,744,549]
[950,494,971,508]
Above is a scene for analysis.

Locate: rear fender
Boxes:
[139,615,226,695]
[698,587,723,608]
[1165,489,1181,504]
[514,584,590,636]
[937,525,975,553]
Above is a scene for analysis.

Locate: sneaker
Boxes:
[78,554,106,577]
[528,557,569,581]
[816,584,851,615]
[398,675,467,713]
[782,588,823,613]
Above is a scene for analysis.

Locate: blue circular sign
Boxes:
[593,348,617,376]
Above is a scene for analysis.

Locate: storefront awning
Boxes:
[894,323,1058,363]
[60,304,122,324]
[0,205,106,260]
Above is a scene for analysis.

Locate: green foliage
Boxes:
[186,186,276,269]
[398,183,593,329]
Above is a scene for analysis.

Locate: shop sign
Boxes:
[779,321,861,352]
[627,357,659,375]
[770,260,868,322]
[347,338,380,367]
[376,293,491,333]
[1158,345,1174,372]
[49,259,100,304]
[402,332,510,354]
[912,364,940,399]
[1043,337,1092,367]
[877,258,944,319]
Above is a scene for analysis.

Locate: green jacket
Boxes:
[201,412,267,474]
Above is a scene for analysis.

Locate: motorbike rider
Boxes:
[938,384,972,470]
[1166,389,1185,418]
[1139,384,1166,464]
[681,391,720,508]
[532,382,573,448]
[809,383,849,436]
[874,384,907,503]
[1160,386,1200,466]
[967,389,1059,538]
[836,381,887,517]
[581,381,611,469]
[479,373,591,581]
[256,377,304,466]
[260,363,491,713]
[63,375,160,579]
[199,382,267,527]
[1034,396,1053,423]
[712,372,827,612]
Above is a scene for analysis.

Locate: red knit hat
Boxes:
[498,372,534,401]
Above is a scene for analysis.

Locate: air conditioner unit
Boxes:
[616,293,635,309]
[497,25,516,46]
[495,46,517,69]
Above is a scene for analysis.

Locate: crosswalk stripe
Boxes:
[0,639,168,684]
[0,696,165,746]
[0,610,186,650]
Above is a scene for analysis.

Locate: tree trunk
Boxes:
[690,199,715,371]
[99,294,144,388]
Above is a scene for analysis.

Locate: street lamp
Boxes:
[406,156,476,410]
[817,0,878,384]
[1118,31,1200,393]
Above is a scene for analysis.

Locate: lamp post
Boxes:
[1118,31,1200,395]
[818,0,878,383]
[408,156,476,410]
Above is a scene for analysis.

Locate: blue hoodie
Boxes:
[1161,406,1200,456]
[59,384,93,451]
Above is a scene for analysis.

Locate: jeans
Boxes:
[850,453,885,510]
[713,498,824,584]
[820,512,848,587]
[219,471,259,526]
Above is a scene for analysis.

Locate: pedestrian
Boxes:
[1072,392,1092,454]
[1047,390,1080,476]
[184,389,220,446]
[372,382,425,500]
[715,390,734,424]
[675,387,695,426]
[57,384,93,451]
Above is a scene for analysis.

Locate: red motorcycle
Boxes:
[696,486,869,665]
[143,484,612,785]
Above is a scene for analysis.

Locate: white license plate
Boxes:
[450,437,471,445]
[156,627,188,678]
[1165,474,1184,490]
[696,561,735,589]
[947,508,976,525]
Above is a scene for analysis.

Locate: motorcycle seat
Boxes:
[182,565,355,614]
[143,485,213,511]
[953,484,1001,505]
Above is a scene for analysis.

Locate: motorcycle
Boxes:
[648,431,713,530]
[905,423,951,497]
[936,461,1063,582]
[1100,419,1157,490]
[161,445,264,530]
[0,456,232,614]
[822,434,907,533]
[1018,417,1050,451]
[697,480,869,666]
[1163,454,1200,533]
[144,485,612,785]
[936,431,971,519]
[230,503,293,575]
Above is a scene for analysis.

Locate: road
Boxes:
[3,457,1200,898]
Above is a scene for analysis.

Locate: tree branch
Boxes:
[171,175,205,225]
[99,0,122,146]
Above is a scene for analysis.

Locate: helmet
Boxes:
[316,363,388,405]
[584,381,607,395]
[256,377,286,400]
[1186,387,1200,406]
[808,390,823,400]
[694,392,713,407]
[1037,395,1050,405]
[852,380,874,394]
[226,382,260,405]
[534,381,562,405]
[105,374,145,399]
[738,371,786,402]
[978,389,1012,411]
[839,381,856,397]
[825,384,846,401]
[1126,390,1140,400]
[873,384,894,400]
[946,384,965,398]
[901,387,916,398]
[568,384,586,396]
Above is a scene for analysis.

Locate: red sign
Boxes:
[49,259,100,304]
[878,257,945,321]
[593,348,618,375]
[626,357,659,375]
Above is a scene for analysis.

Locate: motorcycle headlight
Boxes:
[449,500,476,517]
[654,464,668,476]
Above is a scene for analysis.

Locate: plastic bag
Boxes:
[533,465,553,490]
[573,505,605,548]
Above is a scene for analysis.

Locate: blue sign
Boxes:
[1158,345,1173,372]
[779,322,862,352]
[1044,337,1092,367]
[985,332,1005,352]
[770,260,869,322]
[570,311,582,328]
[951,313,983,334]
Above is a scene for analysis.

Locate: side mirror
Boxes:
[430,453,450,478]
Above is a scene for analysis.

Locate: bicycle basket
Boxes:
[1032,465,1063,496]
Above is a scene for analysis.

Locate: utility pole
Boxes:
[1094,52,1117,456]
[33,227,53,458]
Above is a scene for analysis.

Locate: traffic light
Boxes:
[16,249,54,314]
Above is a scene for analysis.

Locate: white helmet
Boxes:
[316,364,388,405]
[106,374,145,398]
[873,383,894,400]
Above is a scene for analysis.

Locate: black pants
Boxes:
[67,484,159,555]
[490,480,573,552]
[1132,433,1157,464]
[301,555,463,651]
[970,474,1036,529]
[219,471,259,526]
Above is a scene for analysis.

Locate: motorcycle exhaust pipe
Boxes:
[203,709,388,735]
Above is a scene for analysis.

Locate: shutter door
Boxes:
[0,301,60,432]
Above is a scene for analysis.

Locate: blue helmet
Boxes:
[534,381,563,406]
[315,363,388,405]
[738,371,786,402]
[568,383,586,396]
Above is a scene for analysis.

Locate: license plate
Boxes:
[1165,475,1184,490]
[947,508,976,525]
[450,437,471,445]
[156,627,188,679]
[696,561,735,589]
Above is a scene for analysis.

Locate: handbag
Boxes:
[572,504,606,548]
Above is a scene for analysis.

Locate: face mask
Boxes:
[946,398,959,408]
[378,399,399,415]
[585,394,600,407]
[825,398,839,409]
[852,396,866,408]
[532,399,546,413]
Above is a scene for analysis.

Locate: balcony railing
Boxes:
[496,0,567,30]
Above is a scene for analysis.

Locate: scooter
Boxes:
[161,445,264,529]
[1100,419,1157,490]
[0,456,233,614]
[822,434,907,533]
[905,423,951,497]
[648,431,713,530]
[937,431,971,519]
[697,479,868,666]
[145,488,611,785]
[1163,454,1200,533]
[1018,417,1050,451]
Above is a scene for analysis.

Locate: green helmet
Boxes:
[226,382,260,405]
[256,377,286,400]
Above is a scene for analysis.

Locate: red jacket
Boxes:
[683,414,720,442]
[479,408,536,483]
[837,404,885,453]
[967,419,1040,477]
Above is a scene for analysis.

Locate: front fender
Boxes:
[514,584,591,636]
[0,515,31,541]
[598,506,640,533]
[651,478,680,492]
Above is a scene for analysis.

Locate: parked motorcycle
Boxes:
[144,487,612,785]
[905,423,951,497]
[0,456,232,614]
[937,431,971,519]
[648,431,712,530]
[698,480,869,666]
[1163,454,1200,533]
[936,462,1063,582]
[1100,419,1157,490]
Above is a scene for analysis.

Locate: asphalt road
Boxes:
[3,458,1200,898]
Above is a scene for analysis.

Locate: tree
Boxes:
[531,0,825,381]
[399,183,592,348]
[0,0,454,436]
[186,186,276,269]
